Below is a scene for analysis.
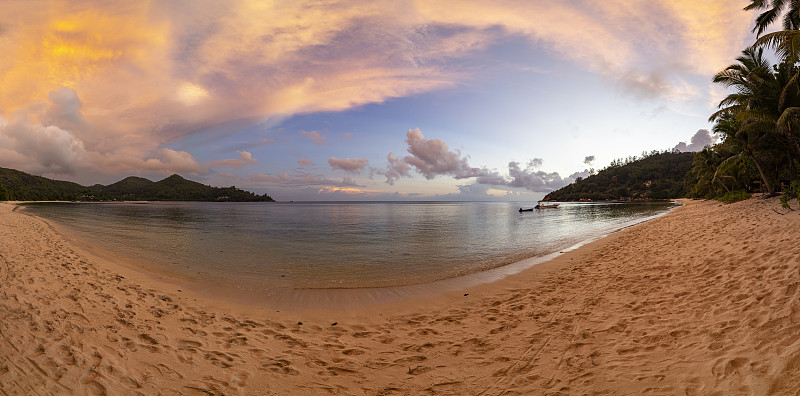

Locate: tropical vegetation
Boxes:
[542,151,694,201]
[687,2,800,202]
[0,167,275,202]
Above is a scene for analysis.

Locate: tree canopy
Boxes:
[687,4,800,199]
[543,151,694,201]
[0,167,275,202]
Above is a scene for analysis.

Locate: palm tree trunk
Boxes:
[746,149,775,195]
[716,177,731,193]
[785,121,800,163]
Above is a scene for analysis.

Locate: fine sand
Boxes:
[1,197,799,395]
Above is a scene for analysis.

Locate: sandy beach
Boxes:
[1,197,799,395]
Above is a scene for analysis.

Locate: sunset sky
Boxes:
[0,1,758,201]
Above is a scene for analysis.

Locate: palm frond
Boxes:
[779,70,799,110]
[744,0,768,11]
[754,30,800,63]
[777,106,800,133]
[755,8,780,35]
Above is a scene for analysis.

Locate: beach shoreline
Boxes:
[12,200,678,313]
[2,197,800,394]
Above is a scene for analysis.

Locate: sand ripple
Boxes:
[1,197,799,394]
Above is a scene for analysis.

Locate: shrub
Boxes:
[781,180,800,209]
[715,190,751,203]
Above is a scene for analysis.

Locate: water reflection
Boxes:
[22,201,676,291]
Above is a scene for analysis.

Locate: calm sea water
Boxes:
[21,201,676,293]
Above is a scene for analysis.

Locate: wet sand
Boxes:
[1,197,799,394]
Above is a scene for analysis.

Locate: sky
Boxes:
[0,1,760,201]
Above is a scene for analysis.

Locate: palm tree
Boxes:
[689,147,727,196]
[713,114,775,195]
[710,46,775,122]
[689,1,800,197]
[744,0,800,36]
[712,47,800,166]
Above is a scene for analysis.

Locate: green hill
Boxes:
[0,167,88,201]
[542,151,695,201]
[0,167,274,202]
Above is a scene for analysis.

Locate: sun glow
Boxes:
[0,5,168,110]
[176,83,210,106]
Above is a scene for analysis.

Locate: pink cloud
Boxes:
[328,157,369,173]
[248,171,360,187]
[206,151,257,169]
[378,128,484,184]
[298,158,314,166]
[379,152,411,185]
[301,130,326,146]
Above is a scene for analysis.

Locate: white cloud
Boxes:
[673,129,718,152]
[0,115,86,175]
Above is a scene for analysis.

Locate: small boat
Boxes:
[519,208,534,212]
[535,203,560,209]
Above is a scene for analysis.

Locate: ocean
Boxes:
[21,201,676,304]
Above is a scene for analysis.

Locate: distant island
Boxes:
[542,151,695,202]
[0,167,275,202]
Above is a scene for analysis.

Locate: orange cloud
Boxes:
[1,2,169,111]
[206,151,257,170]
[0,0,754,179]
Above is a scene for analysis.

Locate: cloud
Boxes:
[377,129,582,192]
[0,87,209,177]
[301,130,326,146]
[504,161,569,192]
[584,155,595,165]
[340,177,361,187]
[403,128,483,179]
[206,151,257,169]
[298,158,314,166]
[673,129,718,152]
[40,87,86,133]
[615,70,672,100]
[473,161,588,193]
[378,128,485,184]
[328,157,369,173]
[568,169,591,180]
[0,115,86,175]
[379,152,413,185]
[417,1,751,100]
[248,171,360,188]
[138,148,204,174]
[0,1,752,185]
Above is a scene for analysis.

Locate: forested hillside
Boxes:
[0,168,87,201]
[0,167,274,202]
[542,151,695,201]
